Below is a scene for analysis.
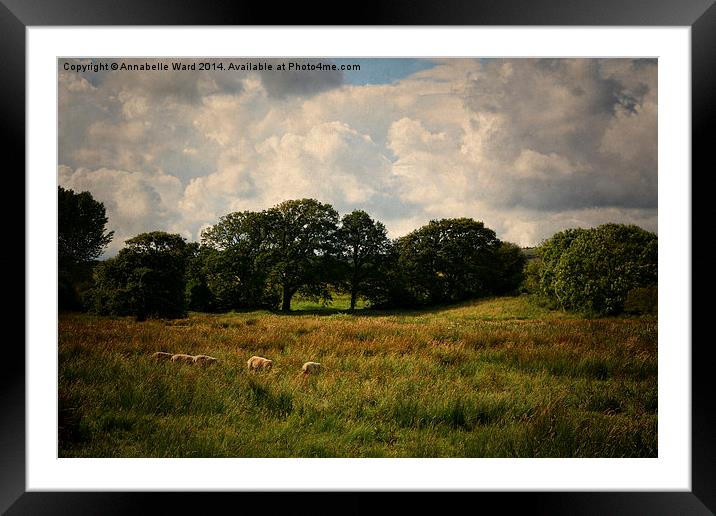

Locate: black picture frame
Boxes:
[8,1,714,513]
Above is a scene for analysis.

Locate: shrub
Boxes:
[543,224,657,315]
[87,232,190,320]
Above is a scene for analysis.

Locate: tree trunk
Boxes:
[350,288,357,311]
[281,284,293,312]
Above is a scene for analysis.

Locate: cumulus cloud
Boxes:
[59,165,188,254]
[460,58,657,212]
[180,120,394,224]
[58,57,657,255]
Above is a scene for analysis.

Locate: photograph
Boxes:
[57,56,659,459]
[7,2,711,510]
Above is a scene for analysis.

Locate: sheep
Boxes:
[193,354,218,365]
[171,353,196,364]
[247,355,273,371]
[301,361,322,375]
[151,351,173,361]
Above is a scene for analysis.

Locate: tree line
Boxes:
[58,186,657,319]
[58,189,526,318]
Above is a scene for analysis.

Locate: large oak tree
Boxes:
[263,199,340,311]
[336,210,391,310]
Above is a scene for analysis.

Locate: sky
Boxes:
[58,57,657,256]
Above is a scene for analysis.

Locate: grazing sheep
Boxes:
[301,361,322,375]
[247,355,273,371]
[171,353,196,364]
[152,351,173,361]
[193,354,218,365]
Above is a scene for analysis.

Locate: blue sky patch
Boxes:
[333,58,438,85]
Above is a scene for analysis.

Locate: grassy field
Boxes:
[58,296,657,457]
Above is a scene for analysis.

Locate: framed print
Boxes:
[9,0,715,513]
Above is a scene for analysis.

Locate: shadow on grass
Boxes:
[267,297,512,318]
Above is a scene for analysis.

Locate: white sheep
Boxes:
[171,353,196,364]
[151,351,173,361]
[193,354,218,365]
[301,361,322,375]
[247,355,273,371]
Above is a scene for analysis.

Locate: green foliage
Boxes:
[58,187,114,311]
[395,218,502,305]
[200,211,281,310]
[184,243,215,312]
[335,210,392,310]
[88,232,190,320]
[522,259,543,294]
[491,242,527,295]
[59,262,97,311]
[201,200,340,312]
[360,241,412,309]
[537,228,589,300]
[59,186,114,268]
[69,192,654,319]
[538,224,657,315]
[59,269,83,311]
[263,199,341,311]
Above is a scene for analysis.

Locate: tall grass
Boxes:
[59,296,657,457]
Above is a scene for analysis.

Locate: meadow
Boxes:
[58,295,657,457]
